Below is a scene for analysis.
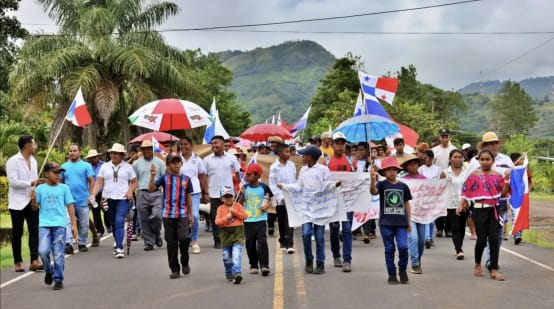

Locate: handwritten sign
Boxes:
[329,172,372,212]
[402,179,449,224]
[282,180,346,227]
[351,195,380,231]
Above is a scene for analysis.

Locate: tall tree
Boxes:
[487,81,538,138]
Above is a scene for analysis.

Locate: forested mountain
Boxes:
[215,40,336,123]
[460,76,553,100]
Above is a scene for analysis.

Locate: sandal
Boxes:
[474,264,483,277]
[490,271,505,281]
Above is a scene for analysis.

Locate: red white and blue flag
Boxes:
[509,156,530,235]
[358,71,398,105]
[289,105,311,134]
[152,136,168,156]
[65,87,92,127]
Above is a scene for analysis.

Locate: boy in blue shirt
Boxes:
[240,163,273,276]
[31,162,77,290]
[370,157,412,285]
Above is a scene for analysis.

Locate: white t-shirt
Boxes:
[432,144,457,170]
[464,152,513,180]
[180,153,206,194]
[203,152,240,198]
[444,165,467,209]
[98,161,136,200]
[297,163,331,191]
[419,164,442,179]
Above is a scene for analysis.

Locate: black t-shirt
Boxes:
[376,180,412,227]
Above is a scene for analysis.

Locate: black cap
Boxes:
[166,152,182,164]
[439,128,450,136]
[44,162,65,173]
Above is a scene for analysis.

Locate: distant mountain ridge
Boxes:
[215,40,336,124]
[459,76,554,100]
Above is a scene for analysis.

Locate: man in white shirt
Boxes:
[6,135,44,272]
[203,135,240,248]
[432,128,457,170]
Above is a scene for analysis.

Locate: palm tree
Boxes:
[9,0,196,148]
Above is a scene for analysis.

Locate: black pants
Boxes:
[244,221,269,268]
[447,209,468,254]
[435,216,450,234]
[267,213,277,234]
[9,203,39,263]
[163,217,191,273]
[276,205,293,248]
[91,193,110,234]
[209,198,221,245]
[362,219,376,236]
[473,207,501,270]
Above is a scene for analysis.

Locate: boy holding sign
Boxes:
[370,157,412,285]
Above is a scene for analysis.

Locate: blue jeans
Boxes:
[380,225,409,276]
[408,222,425,267]
[39,227,66,283]
[74,206,90,246]
[190,193,200,242]
[302,223,325,263]
[330,212,353,263]
[107,199,130,249]
[222,243,242,277]
[65,214,73,245]
[425,223,434,241]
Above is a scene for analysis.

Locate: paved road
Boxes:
[2,222,554,309]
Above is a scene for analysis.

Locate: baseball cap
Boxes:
[320,132,332,140]
[332,132,348,142]
[44,162,65,173]
[439,128,450,136]
[220,186,235,197]
[246,163,263,176]
[166,152,182,164]
[462,143,471,150]
[297,145,322,160]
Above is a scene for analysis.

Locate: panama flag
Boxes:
[289,106,311,134]
[353,91,365,116]
[152,136,168,156]
[202,99,230,144]
[510,156,530,235]
[65,87,92,127]
[358,71,398,105]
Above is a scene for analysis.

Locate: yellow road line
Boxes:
[273,239,284,309]
[292,244,308,307]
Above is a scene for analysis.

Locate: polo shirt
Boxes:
[133,156,165,190]
[203,152,240,198]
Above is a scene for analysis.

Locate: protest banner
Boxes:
[351,195,380,231]
[403,179,449,224]
[329,172,371,212]
[282,180,346,227]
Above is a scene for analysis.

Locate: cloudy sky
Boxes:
[14,0,554,90]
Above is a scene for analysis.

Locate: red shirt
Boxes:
[327,155,356,172]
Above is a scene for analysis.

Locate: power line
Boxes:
[27,0,483,37]
[179,29,554,36]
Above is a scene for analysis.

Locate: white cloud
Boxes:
[14,0,554,89]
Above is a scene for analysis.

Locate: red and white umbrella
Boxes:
[128,99,210,131]
[240,124,293,142]
[128,132,180,144]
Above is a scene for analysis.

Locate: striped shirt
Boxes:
[155,173,193,218]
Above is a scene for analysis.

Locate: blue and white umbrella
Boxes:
[333,115,400,142]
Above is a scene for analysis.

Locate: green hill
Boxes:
[459,76,553,100]
[215,40,336,124]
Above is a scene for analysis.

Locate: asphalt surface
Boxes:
[1,220,554,309]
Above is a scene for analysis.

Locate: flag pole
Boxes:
[37,102,73,179]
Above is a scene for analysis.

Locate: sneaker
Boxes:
[436,230,443,238]
[261,267,271,276]
[305,260,313,274]
[456,252,465,260]
[44,273,53,285]
[387,275,399,285]
[115,248,125,259]
[399,271,409,284]
[78,245,88,252]
[249,267,259,275]
[287,248,296,254]
[182,264,191,275]
[280,244,287,252]
[225,273,234,281]
[363,236,370,244]
[333,258,343,267]
[132,234,139,241]
[515,236,522,245]
[191,244,201,254]
[233,274,243,284]
[268,228,274,237]
[445,231,452,238]
[411,266,423,274]
[170,272,180,279]
[312,263,325,275]
[91,236,100,247]
[343,262,352,273]
[144,245,154,251]
[430,240,435,247]
[155,237,163,247]
[65,244,74,255]
[53,282,64,290]
[425,240,431,249]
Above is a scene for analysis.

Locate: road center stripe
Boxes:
[273,239,284,309]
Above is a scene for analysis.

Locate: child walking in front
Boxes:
[215,186,248,284]
[149,153,193,279]
[370,157,413,284]
[240,163,273,276]
[31,162,77,290]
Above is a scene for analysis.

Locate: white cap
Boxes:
[332,132,347,142]
[462,143,471,150]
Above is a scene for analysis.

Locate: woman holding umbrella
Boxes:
[91,143,137,259]
[179,136,208,254]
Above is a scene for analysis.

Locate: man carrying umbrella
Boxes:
[132,140,166,251]
[203,136,241,249]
